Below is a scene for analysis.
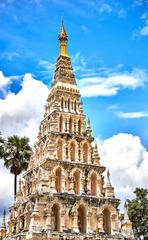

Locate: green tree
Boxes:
[2,135,32,199]
[128,188,148,240]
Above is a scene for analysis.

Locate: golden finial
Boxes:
[58,19,68,57]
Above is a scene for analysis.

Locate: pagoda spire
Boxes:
[58,20,68,57]
[92,141,100,165]
[104,168,115,198]
[51,20,76,87]
[106,168,112,187]
[1,209,6,229]
[0,209,6,239]
[121,201,134,238]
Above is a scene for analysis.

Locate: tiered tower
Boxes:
[6,22,133,240]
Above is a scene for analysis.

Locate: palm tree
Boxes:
[0,132,4,158]
[2,135,32,199]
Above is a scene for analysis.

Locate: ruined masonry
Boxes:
[3,22,134,240]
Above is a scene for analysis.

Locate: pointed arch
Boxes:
[55,167,62,193]
[83,142,88,164]
[57,139,63,161]
[52,204,61,231]
[103,208,111,234]
[70,141,76,162]
[73,170,80,194]
[78,205,87,233]
[91,172,97,196]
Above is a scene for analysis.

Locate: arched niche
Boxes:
[57,139,63,161]
[103,208,111,234]
[70,141,76,162]
[83,142,89,164]
[91,172,97,196]
[52,204,61,231]
[55,168,62,193]
[78,205,87,233]
[73,170,80,194]
[69,117,72,133]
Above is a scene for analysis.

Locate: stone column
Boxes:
[69,177,74,194]
[61,174,65,192]
[45,213,52,230]
[78,142,81,162]
[97,213,104,233]
[67,119,69,132]
[87,177,91,195]
[80,176,85,195]
[61,209,66,232]
[50,176,56,193]
[76,121,78,135]
[87,211,92,233]
[72,212,79,233]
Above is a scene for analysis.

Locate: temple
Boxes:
[2,21,133,240]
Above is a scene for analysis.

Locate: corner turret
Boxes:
[121,201,134,239]
[0,209,6,239]
[104,169,115,198]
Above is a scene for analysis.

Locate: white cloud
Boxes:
[141,12,148,20]
[133,0,145,6]
[79,80,118,97]
[118,8,126,18]
[38,60,55,80]
[99,3,112,13]
[0,72,49,224]
[0,161,13,217]
[98,133,148,202]
[0,71,11,89]
[1,52,20,61]
[78,68,148,97]
[30,0,41,6]
[81,25,88,33]
[116,111,148,119]
[0,72,49,144]
[140,25,148,36]
[0,71,148,216]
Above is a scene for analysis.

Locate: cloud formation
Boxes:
[140,25,148,36]
[0,72,49,143]
[0,71,148,218]
[38,54,148,98]
[98,133,148,202]
[116,111,148,119]
[78,68,148,97]
[0,161,14,219]
[0,71,11,89]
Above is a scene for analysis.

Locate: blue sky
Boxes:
[0,0,148,222]
[0,0,148,145]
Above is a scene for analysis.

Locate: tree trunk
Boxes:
[14,174,17,199]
